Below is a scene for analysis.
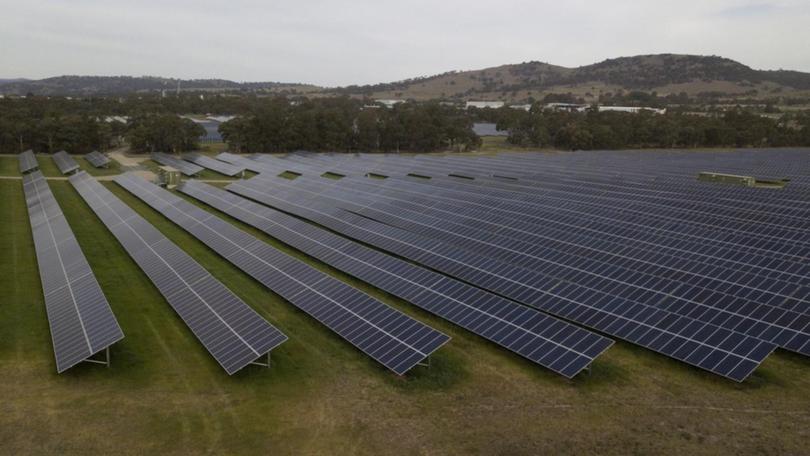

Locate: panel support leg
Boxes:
[83,346,111,367]
[250,352,272,369]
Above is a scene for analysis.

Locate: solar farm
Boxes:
[1,149,809,454]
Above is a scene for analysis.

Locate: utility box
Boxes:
[157,166,182,189]
[697,172,756,187]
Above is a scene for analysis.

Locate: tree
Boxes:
[127,115,205,153]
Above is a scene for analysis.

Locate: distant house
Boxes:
[472,122,509,137]
[598,106,667,115]
[544,103,667,114]
[466,101,505,110]
[509,104,532,111]
[545,103,589,112]
[375,99,406,108]
[103,116,130,123]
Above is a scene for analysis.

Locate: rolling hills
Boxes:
[2,54,810,102]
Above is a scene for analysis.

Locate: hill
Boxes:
[334,54,810,102]
[2,54,810,102]
[0,75,319,96]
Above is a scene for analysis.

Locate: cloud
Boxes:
[0,0,807,85]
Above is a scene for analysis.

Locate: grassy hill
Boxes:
[0,75,320,96]
[2,54,810,102]
[334,54,810,102]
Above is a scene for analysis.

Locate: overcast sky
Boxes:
[1,0,808,86]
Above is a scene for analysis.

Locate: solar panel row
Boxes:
[229,176,778,382]
[151,152,204,176]
[115,173,450,375]
[19,149,39,174]
[69,171,287,375]
[23,170,124,372]
[85,151,111,168]
[182,152,245,177]
[53,150,80,175]
[178,180,613,378]
[217,152,287,175]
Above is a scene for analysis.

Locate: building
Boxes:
[509,104,532,111]
[465,101,505,110]
[375,99,406,108]
[545,103,589,112]
[598,106,667,115]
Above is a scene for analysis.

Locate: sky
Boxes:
[1,0,809,86]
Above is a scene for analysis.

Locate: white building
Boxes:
[545,103,589,112]
[375,99,406,108]
[598,106,667,115]
[465,101,505,109]
[509,104,532,111]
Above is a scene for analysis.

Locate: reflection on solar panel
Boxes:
[151,152,204,176]
[53,151,80,175]
[216,152,283,175]
[230,176,779,382]
[179,180,613,378]
[85,151,111,168]
[19,149,38,174]
[116,173,449,375]
[68,171,287,374]
[23,171,123,372]
[182,152,245,177]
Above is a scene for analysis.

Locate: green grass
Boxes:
[0,154,121,178]
[1,178,809,454]
[198,142,229,156]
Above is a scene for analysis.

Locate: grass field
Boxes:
[1,175,809,454]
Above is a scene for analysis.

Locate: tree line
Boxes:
[490,107,810,150]
[220,98,480,153]
[1,93,809,154]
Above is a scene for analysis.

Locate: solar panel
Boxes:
[216,152,286,175]
[53,150,80,175]
[151,152,204,176]
[23,170,124,372]
[230,176,778,382]
[85,151,111,168]
[182,152,245,177]
[68,171,287,374]
[178,180,614,378]
[114,173,449,375]
[291,175,810,357]
[19,149,39,174]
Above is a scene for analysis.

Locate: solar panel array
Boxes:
[68,171,287,374]
[19,149,38,174]
[182,152,245,177]
[221,148,810,382]
[151,152,204,176]
[23,171,123,372]
[115,173,450,375]
[85,151,111,168]
[53,150,80,175]
[178,180,613,378]
[286,175,810,355]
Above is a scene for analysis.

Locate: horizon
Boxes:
[3,52,810,88]
[1,1,809,86]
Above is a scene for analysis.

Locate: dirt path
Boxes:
[108,149,146,168]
